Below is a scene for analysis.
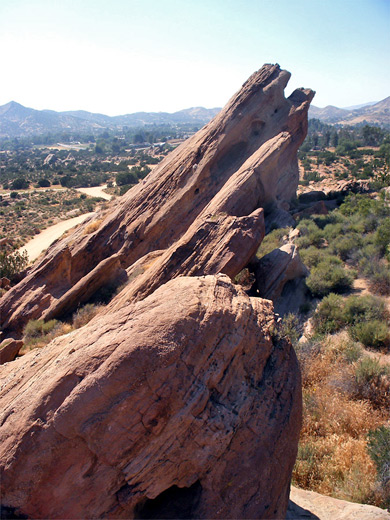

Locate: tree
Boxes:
[11,178,29,190]
[38,178,51,187]
[0,248,29,281]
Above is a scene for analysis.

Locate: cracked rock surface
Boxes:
[0,275,301,519]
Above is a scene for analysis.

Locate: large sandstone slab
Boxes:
[287,486,390,520]
[0,63,314,337]
[0,275,301,519]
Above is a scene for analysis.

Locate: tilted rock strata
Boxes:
[0,63,314,337]
[0,275,301,519]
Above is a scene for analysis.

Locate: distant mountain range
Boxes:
[308,97,390,126]
[0,96,389,138]
[0,102,221,138]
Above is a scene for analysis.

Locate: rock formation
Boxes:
[0,63,314,338]
[254,244,308,301]
[0,275,301,519]
[0,64,314,519]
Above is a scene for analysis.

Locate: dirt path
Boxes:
[75,185,112,200]
[19,212,95,263]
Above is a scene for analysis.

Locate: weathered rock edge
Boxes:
[0,274,301,519]
[0,63,314,337]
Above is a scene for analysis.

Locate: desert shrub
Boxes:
[22,318,73,353]
[330,234,362,261]
[367,426,390,507]
[300,247,340,269]
[366,262,390,296]
[306,261,354,297]
[342,341,363,364]
[375,217,390,256]
[351,320,390,351]
[24,319,59,340]
[275,313,300,345]
[296,219,324,249]
[256,227,290,258]
[84,219,103,235]
[0,248,28,281]
[323,222,344,241]
[72,303,102,329]
[312,293,345,334]
[343,294,386,325]
[354,357,389,389]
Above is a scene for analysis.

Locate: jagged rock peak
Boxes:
[0,63,314,338]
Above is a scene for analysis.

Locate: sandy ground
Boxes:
[75,185,112,200]
[19,212,95,263]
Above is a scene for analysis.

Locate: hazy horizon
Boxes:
[1,0,389,116]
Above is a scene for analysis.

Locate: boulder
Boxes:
[298,190,326,204]
[0,338,23,364]
[293,200,328,219]
[0,277,10,289]
[0,63,314,337]
[0,275,302,520]
[255,244,308,301]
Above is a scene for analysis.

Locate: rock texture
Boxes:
[0,275,301,519]
[0,63,314,338]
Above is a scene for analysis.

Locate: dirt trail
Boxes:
[75,185,112,200]
[19,212,95,263]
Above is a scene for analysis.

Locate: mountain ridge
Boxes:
[309,96,390,126]
[1,95,389,138]
[0,102,221,137]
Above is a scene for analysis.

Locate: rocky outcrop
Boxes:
[0,63,314,338]
[255,244,308,301]
[0,275,301,519]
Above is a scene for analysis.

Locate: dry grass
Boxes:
[84,219,103,234]
[293,331,390,507]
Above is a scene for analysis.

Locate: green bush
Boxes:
[343,294,386,325]
[300,247,341,269]
[367,426,390,507]
[351,320,390,350]
[330,234,362,261]
[296,220,324,249]
[312,293,346,334]
[374,218,390,255]
[355,356,389,384]
[306,261,354,297]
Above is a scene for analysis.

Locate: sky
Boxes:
[1,0,389,116]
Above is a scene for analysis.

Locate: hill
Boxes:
[0,101,221,138]
[309,97,390,127]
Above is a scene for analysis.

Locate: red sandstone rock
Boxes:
[0,275,301,519]
[255,243,308,301]
[0,338,23,364]
[0,63,314,337]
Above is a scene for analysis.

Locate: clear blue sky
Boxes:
[1,0,389,115]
